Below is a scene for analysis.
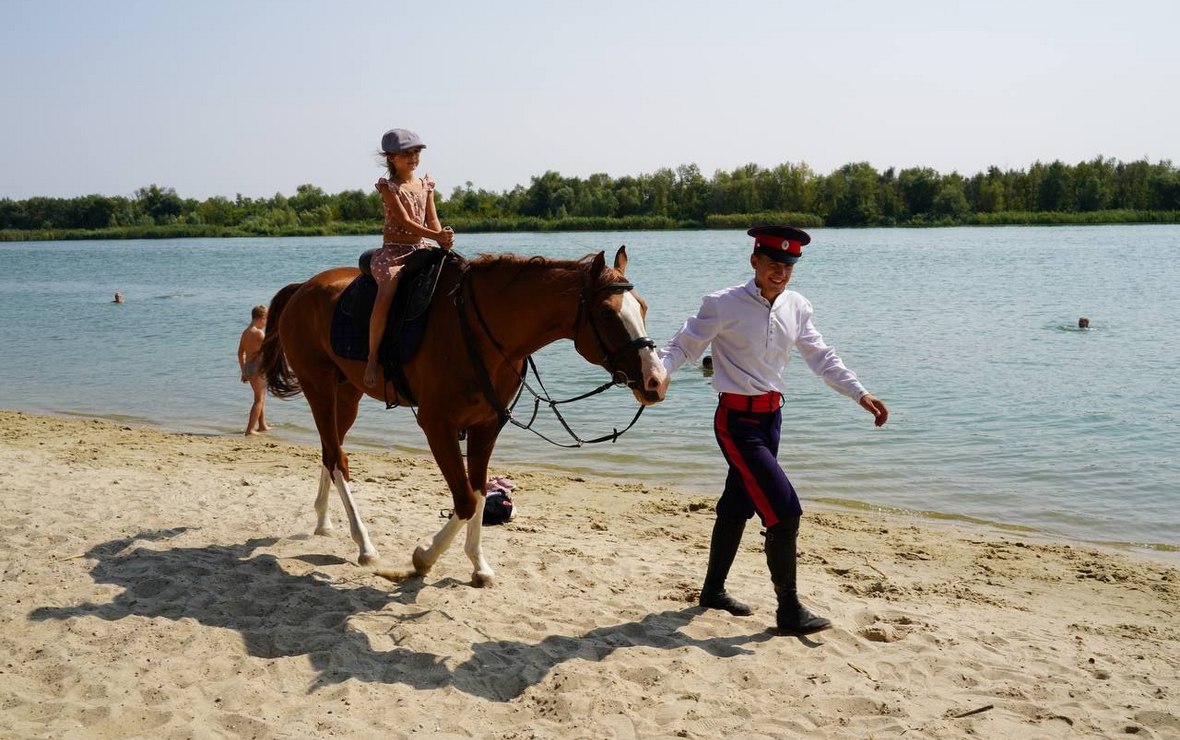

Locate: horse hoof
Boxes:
[358,552,380,567]
[412,545,433,575]
[314,525,334,536]
[471,571,495,588]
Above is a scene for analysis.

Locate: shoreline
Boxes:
[5,214,1180,243]
[2,409,1178,737]
[12,405,1179,561]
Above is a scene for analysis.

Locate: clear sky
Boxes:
[3,0,1177,201]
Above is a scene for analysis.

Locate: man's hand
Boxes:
[859,393,888,427]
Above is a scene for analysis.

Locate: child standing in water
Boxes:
[364,128,453,388]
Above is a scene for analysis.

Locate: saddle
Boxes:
[330,247,459,405]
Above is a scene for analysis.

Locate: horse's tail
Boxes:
[261,282,304,399]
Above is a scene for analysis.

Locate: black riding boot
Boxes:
[699,517,752,616]
[764,517,831,635]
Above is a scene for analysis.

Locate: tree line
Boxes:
[3,156,1179,240]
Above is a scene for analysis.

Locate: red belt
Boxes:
[718,391,782,413]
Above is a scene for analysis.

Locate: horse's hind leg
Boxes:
[314,466,333,534]
[314,380,364,536]
[305,375,379,566]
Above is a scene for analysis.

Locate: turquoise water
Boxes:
[1,226,1177,552]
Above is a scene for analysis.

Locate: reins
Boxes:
[453,262,650,448]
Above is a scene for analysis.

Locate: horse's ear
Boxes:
[613,245,628,275]
[591,251,607,274]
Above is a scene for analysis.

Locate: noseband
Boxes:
[574,279,656,387]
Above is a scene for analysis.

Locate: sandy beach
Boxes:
[1,409,1177,739]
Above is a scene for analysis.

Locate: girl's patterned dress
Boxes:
[370,174,435,284]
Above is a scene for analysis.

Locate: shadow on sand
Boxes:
[30,529,773,701]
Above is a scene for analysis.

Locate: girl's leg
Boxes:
[364,271,402,388]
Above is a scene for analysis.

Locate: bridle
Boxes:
[572,277,657,388]
[454,263,655,447]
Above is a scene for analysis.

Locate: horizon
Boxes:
[3,1,1178,202]
[5,152,1176,205]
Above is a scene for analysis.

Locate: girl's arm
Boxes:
[424,190,453,248]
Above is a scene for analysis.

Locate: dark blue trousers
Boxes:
[712,404,802,527]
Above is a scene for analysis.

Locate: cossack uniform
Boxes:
[659,225,885,635]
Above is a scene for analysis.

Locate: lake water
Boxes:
[1,226,1177,554]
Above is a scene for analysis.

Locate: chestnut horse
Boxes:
[258,246,666,586]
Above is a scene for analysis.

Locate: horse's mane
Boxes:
[465,252,623,292]
[466,252,586,269]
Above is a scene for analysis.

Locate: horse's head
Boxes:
[572,246,667,406]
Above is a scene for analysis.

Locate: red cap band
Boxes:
[755,236,803,256]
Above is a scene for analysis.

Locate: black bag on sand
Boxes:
[483,491,515,525]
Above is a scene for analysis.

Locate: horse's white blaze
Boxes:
[618,292,646,340]
[620,292,666,390]
[331,468,378,563]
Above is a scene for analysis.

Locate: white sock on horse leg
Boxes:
[465,493,495,587]
[331,468,379,565]
[314,466,333,534]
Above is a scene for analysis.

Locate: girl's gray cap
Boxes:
[381,129,426,153]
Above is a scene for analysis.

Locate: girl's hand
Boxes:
[438,227,454,249]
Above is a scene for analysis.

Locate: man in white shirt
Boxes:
[657,225,888,635]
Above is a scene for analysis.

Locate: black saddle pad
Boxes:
[331,247,452,362]
[331,273,378,362]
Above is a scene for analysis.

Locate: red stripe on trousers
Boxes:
[712,406,780,527]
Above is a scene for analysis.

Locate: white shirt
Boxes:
[659,279,867,400]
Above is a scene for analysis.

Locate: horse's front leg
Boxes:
[461,419,502,587]
[412,419,479,578]
[412,511,464,576]
[464,493,494,587]
[412,487,493,587]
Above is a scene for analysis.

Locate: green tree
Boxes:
[1149,163,1180,210]
[672,164,709,222]
[966,167,1005,214]
[288,183,329,219]
[134,185,184,224]
[897,167,940,219]
[1036,160,1074,212]
[1114,161,1152,210]
[824,162,882,226]
[932,175,970,219]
